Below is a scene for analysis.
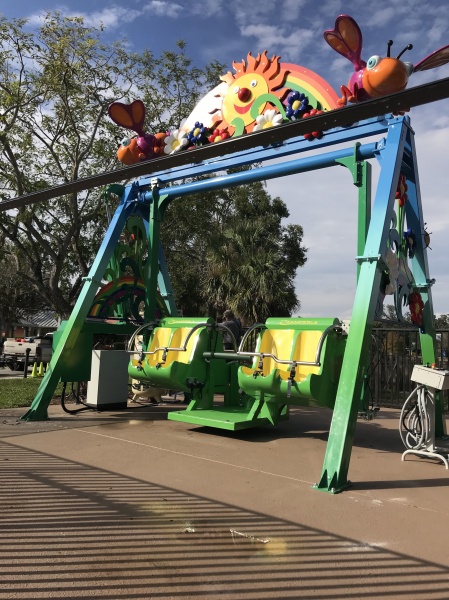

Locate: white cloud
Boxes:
[263,98,449,319]
[142,1,183,18]
[241,23,315,62]
[190,0,224,18]
[279,0,308,23]
[85,7,142,27]
[326,56,349,85]
[8,0,449,320]
[426,22,448,46]
[26,1,189,28]
[229,3,274,29]
[321,0,344,17]
[266,162,359,318]
[367,7,395,28]
[26,5,143,29]
[241,24,284,48]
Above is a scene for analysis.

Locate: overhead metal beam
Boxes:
[148,142,379,201]
[1,76,448,213]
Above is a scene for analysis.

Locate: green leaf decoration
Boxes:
[250,93,286,120]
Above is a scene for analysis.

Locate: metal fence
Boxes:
[242,325,449,412]
[368,327,449,411]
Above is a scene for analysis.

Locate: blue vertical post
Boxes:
[22,186,137,421]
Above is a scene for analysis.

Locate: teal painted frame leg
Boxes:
[336,144,372,284]
[22,185,138,421]
[143,187,169,323]
[137,203,177,317]
[338,150,373,412]
[315,118,409,492]
[158,241,177,316]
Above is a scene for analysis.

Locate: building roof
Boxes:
[16,309,59,329]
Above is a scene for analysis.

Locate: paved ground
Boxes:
[0,366,29,379]
[1,400,449,599]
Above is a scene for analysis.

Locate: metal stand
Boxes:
[400,366,449,468]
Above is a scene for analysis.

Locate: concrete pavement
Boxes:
[1,402,449,599]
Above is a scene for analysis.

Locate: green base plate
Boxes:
[168,406,287,430]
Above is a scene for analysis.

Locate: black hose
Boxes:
[60,381,95,415]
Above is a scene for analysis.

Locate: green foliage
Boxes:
[0,14,131,316]
[0,378,64,408]
[380,304,411,324]
[0,13,225,318]
[138,41,224,132]
[0,13,307,325]
[0,239,46,335]
[161,174,307,323]
[435,314,449,328]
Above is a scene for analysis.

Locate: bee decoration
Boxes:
[324,15,449,106]
[424,223,432,249]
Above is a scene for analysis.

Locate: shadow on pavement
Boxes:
[1,439,449,599]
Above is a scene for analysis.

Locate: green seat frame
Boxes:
[128,317,218,394]
[238,317,346,408]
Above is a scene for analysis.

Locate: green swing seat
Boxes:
[128,316,346,431]
[128,317,216,393]
[237,317,346,409]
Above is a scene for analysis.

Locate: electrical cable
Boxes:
[60,381,95,415]
[358,331,384,418]
[399,384,432,449]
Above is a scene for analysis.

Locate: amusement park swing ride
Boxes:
[2,15,449,492]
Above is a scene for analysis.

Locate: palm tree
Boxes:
[204,216,304,323]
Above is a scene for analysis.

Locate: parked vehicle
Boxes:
[2,335,53,371]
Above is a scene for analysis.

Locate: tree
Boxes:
[0,13,307,324]
[434,314,449,328]
[0,13,223,318]
[161,176,307,322]
[0,240,46,336]
[381,303,411,323]
[0,14,130,316]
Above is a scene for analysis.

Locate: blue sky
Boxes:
[3,0,449,318]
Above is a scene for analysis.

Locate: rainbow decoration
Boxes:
[110,52,341,166]
[282,63,339,111]
[88,276,167,321]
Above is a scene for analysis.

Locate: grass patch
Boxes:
[0,378,64,409]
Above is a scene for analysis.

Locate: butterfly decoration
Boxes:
[108,100,165,165]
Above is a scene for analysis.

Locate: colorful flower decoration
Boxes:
[164,129,188,154]
[253,109,283,131]
[302,108,324,140]
[403,227,417,258]
[396,173,408,207]
[285,91,312,120]
[153,132,168,156]
[408,291,424,327]
[187,122,210,146]
[208,128,230,143]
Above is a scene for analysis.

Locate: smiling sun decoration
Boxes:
[214,51,290,135]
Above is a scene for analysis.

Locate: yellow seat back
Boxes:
[166,327,200,365]
[146,327,172,367]
[145,326,202,368]
[258,329,295,375]
[279,330,322,382]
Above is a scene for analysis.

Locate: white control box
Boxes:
[411,365,449,390]
[86,350,129,409]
